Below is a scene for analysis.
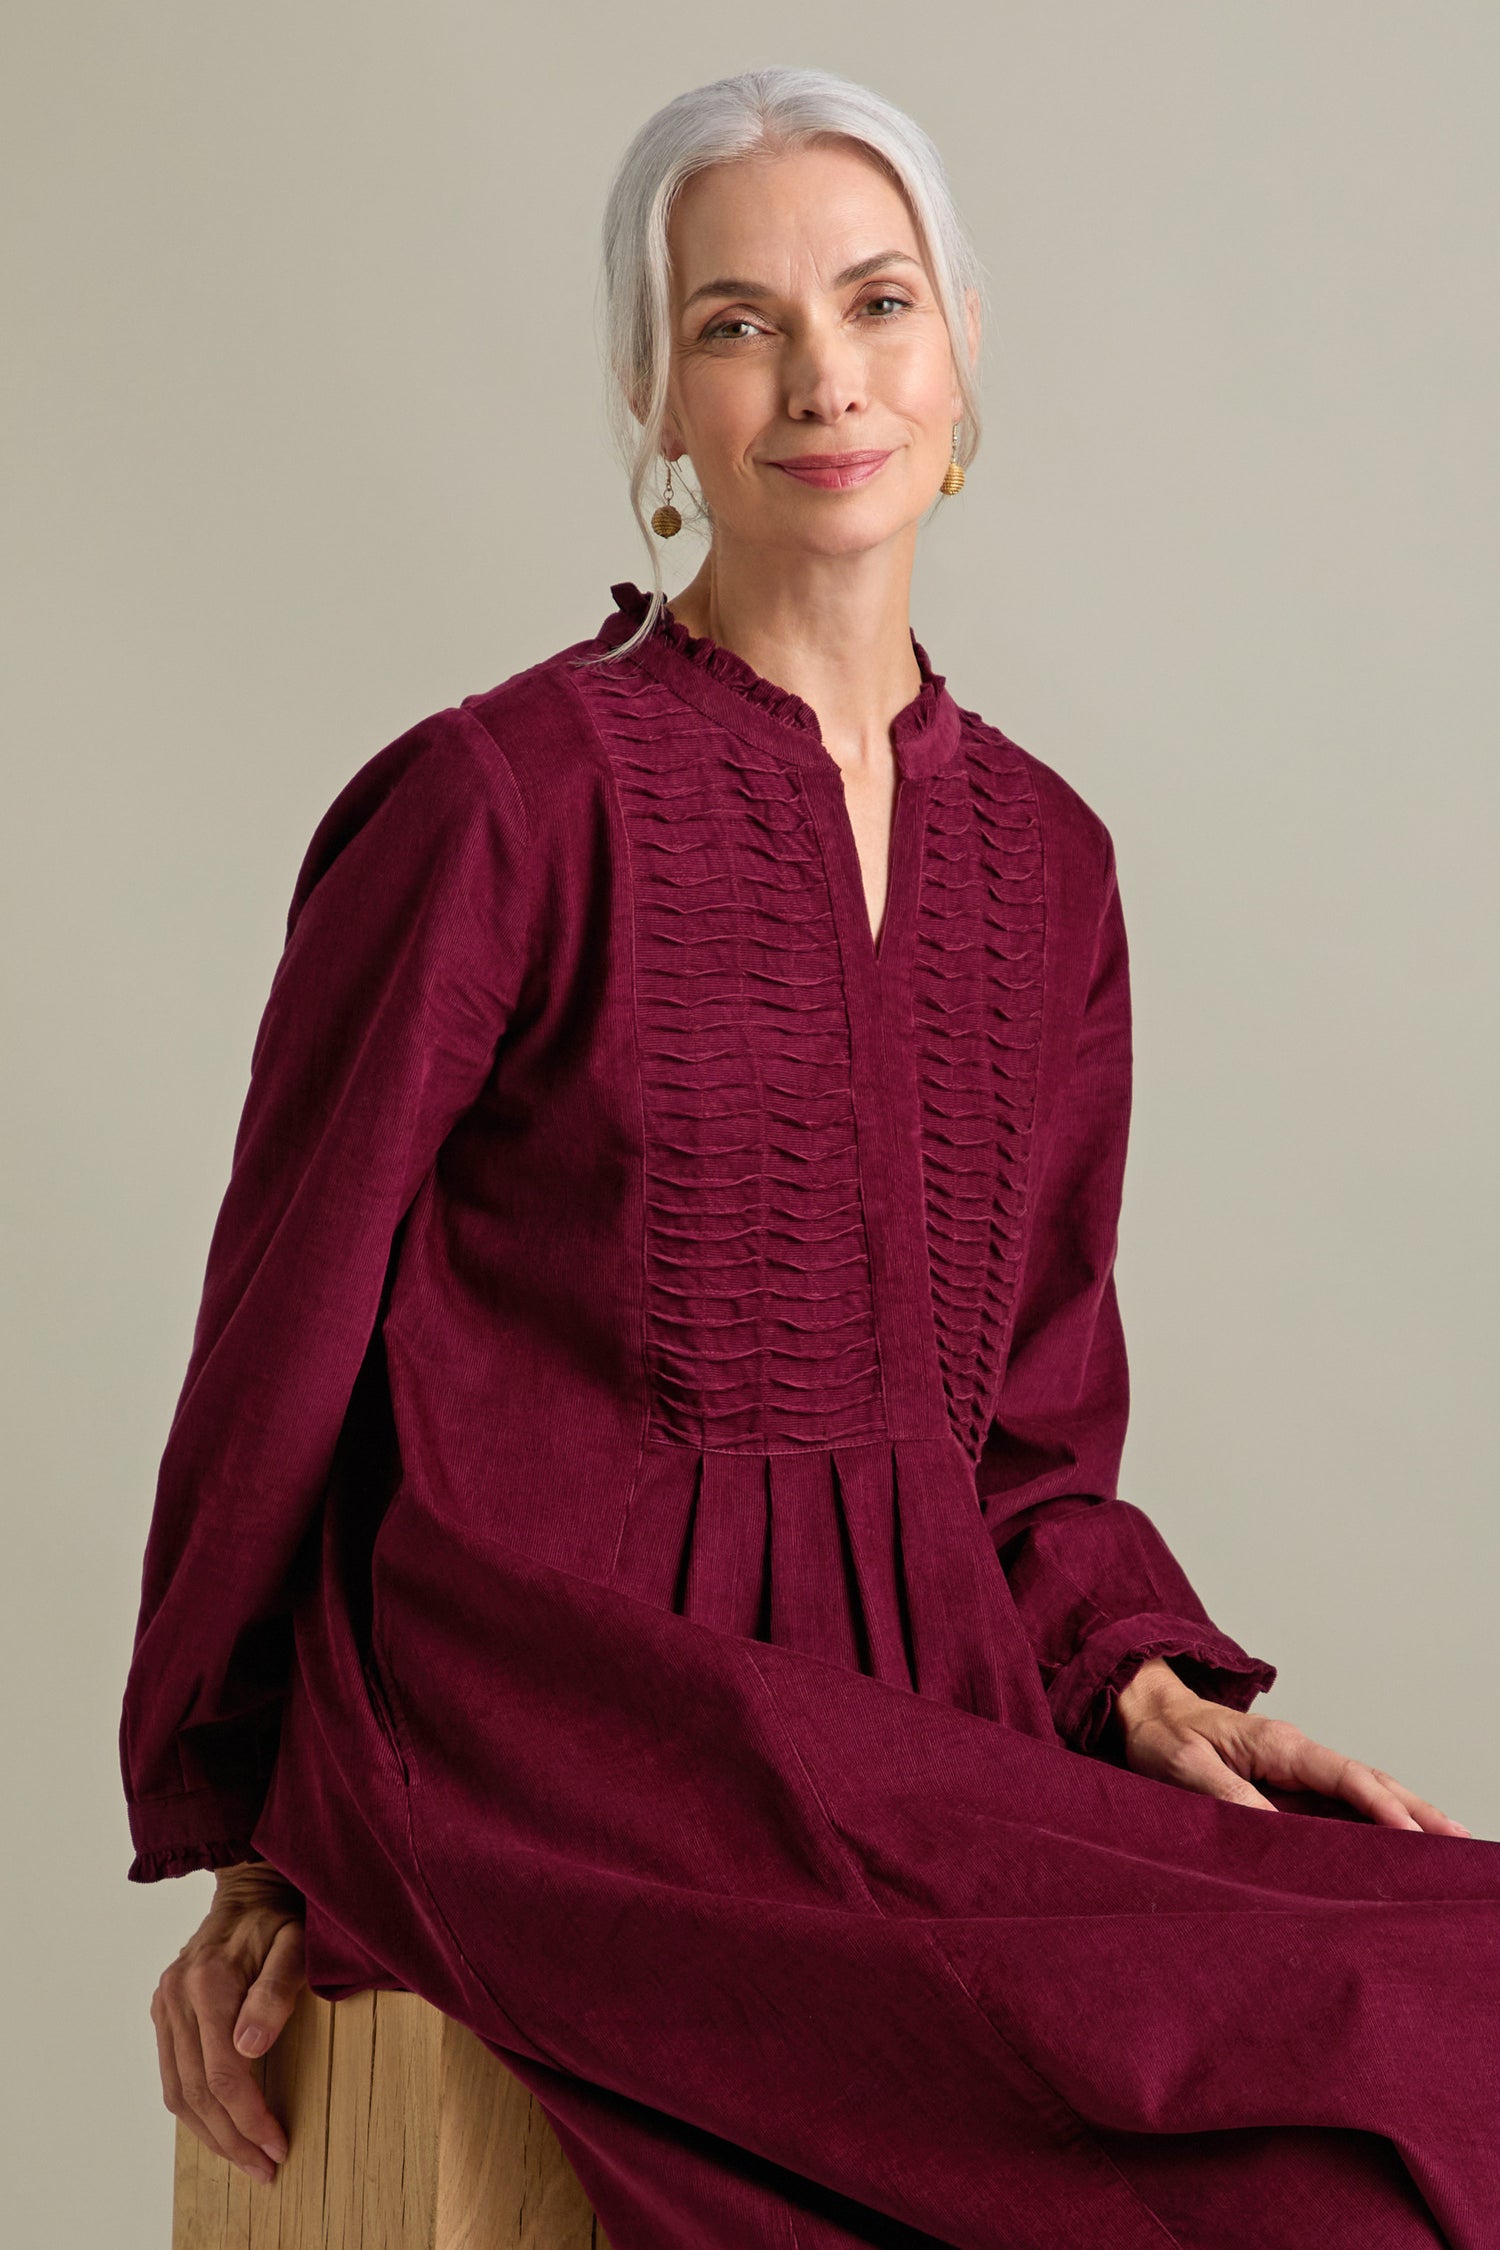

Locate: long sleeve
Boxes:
[976,827,1278,1757]
[119,704,535,1879]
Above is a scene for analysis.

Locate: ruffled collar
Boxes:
[591,581,963,777]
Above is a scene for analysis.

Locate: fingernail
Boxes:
[261,2136,288,2164]
[1453,1823,1473,1837]
[236,2027,267,2055]
[247,2162,274,2187]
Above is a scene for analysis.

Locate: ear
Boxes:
[623,384,680,443]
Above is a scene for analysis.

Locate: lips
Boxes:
[767,449,894,490]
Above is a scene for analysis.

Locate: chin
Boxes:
[756,495,925,560]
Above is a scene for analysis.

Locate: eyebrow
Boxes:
[681,250,922,311]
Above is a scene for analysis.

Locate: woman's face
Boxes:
[660,139,977,562]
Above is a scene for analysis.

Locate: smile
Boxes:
[766,450,894,489]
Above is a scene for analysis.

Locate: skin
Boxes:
[151,132,1472,2195]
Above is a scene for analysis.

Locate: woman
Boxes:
[123,67,1497,2250]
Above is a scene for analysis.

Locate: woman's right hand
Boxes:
[150,1857,308,2187]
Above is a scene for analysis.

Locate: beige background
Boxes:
[5,3,1497,2237]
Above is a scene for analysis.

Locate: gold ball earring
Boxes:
[939,425,965,497]
[651,456,683,538]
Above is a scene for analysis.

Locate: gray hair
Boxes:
[592,67,986,660]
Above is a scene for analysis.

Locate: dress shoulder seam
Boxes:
[444,699,535,850]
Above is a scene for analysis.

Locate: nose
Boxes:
[782,312,869,425]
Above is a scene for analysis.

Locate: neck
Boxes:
[663,532,924,775]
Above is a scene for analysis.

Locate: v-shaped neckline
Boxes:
[835,763,910,969]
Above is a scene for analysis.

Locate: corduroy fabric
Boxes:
[119,584,1498,2247]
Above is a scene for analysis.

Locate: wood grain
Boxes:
[171,1988,611,2249]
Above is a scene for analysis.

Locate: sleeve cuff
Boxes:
[1046,1611,1279,1756]
[125,1783,271,1885]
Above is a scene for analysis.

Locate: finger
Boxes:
[157,1972,242,2167]
[151,1986,186,2119]
[162,2043,264,2181]
[1155,1730,1282,1814]
[1364,1766,1473,1837]
[190,1961,292,2169]
[165,1972,281,2185]
[1270,1733,1470,1834]
[233,1919,306,2066]
[1273,1737,1446,1832]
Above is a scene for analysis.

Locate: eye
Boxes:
[701,315,766,343]
[861,293,913,318]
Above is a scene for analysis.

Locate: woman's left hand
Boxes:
[1112,1657,1474,1835]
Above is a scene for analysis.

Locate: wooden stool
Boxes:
[172,1984,613,2248]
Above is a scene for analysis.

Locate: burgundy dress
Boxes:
[120,583,1498,2249]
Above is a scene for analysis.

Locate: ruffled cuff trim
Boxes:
[125,1780,272,1881]
[1047,1611,1279,1757]
[127,1834,265,1884]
